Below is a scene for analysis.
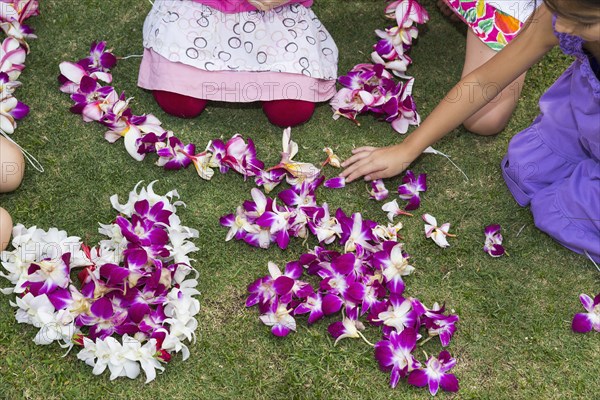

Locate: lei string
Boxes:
[0,182,200,383]
[330,0,429,134]
[0,0,43,171]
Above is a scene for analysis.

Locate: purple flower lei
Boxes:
[1,182,201,382]
[0,0,40,169]
[330,0,429,134]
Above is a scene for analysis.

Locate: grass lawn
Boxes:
[0,0,598,398]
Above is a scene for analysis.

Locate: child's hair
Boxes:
[542,0,599,20]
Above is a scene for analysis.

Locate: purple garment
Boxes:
[501,16,600,262]
[192,0,313,13]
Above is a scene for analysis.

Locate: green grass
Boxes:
[0,0,598,399]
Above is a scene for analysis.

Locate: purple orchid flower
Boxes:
[336,209,377,253]
[376,295,418,333]
[98,263,130,287]
[369,179,389,201]
[0,71,21,97]
[246,262,296,309]
[58,61,112,94]
[0,95,28,134]
[408,350,459,395]
[0,37,26,80]
[77,296,128,340]
[304,202,342,245]
[155,135,196,170]
[397,170,427,210]
[207,139,228,173]
[255,169,286,193]
[374,328,421,388]
[372,241,414,294]
[324,176,346,189]
[572,293,600,333]
[327,314,369,345]
[483,224,505,257]
[413,300,459,347]
[294,292,343,324]
[259,299,296,337]
[221,134,264,178]
[24,253,71,295]
[121,284,169,324]
[69,76,116,120]
[255,200,293,249]
[383,79,421,134]
[134,200,172,225]
[77,41,117,73]
[116,215,168,248]
[278,179,319,207]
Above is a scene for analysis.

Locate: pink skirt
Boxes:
[138,0,338,102]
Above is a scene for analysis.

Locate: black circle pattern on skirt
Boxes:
[228,37,242,49]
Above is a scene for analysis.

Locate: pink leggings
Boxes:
[152,90,316,127]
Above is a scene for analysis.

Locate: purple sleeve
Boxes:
[191,0,314,13]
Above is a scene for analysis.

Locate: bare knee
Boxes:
[0,136,25,193]
[463,116,509,136]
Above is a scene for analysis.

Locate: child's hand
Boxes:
[340,144,419,182]
[247,0,290,11]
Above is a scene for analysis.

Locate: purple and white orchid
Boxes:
[374,328,421,388]
[397,170,427,211]
[369,179,389,201]
[483,224,505,257]
[572,293,600,333]
[407,350,459,395]
[423,214,454,248]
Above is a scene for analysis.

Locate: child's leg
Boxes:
[0,207,12,251]
[461,30,527,136]
[152,90,208,119]
[262,100,316,128]
[0,136,24,193]
[530,159,600,262]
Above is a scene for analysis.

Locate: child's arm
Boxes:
[341,5,558,182]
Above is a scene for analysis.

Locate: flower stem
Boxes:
[418,336,434,347]
[357,330,375,347]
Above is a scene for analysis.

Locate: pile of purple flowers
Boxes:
[0,1,38,140]
[331,0,429,133]
[0,182,200,382]
[237,202,459,394]
[221,164,460,394]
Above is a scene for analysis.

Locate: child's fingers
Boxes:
[341,150,372,168]
[344,159,385,183]
[340,158,369,181]
[342,148,374,168]
[364,168,390,181]
[351,146,376,154]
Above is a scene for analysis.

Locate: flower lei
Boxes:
[59,44,319,193]
[0,0,43,170]
[0,182,200,382]
[330,0,429,134]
